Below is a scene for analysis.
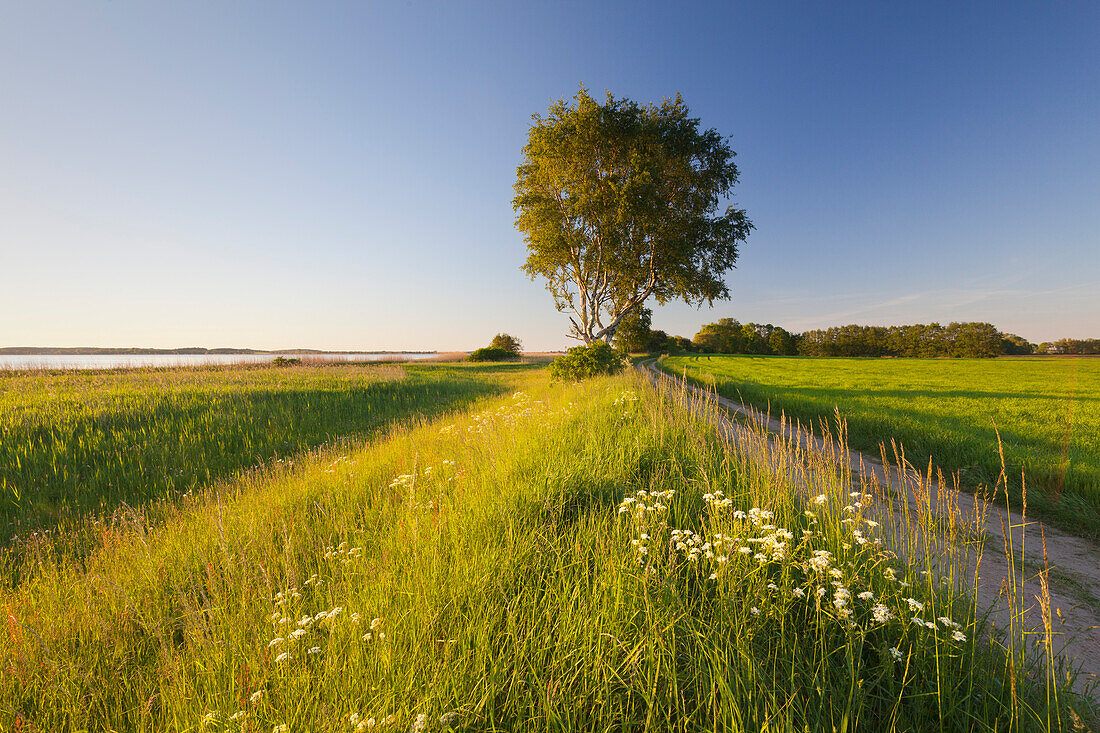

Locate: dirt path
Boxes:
[640,360,1100,700]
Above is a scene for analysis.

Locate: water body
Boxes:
[0,353,438,371]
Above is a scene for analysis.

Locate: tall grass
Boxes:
[0,362,516,546]
[662,354,1100,539]
[0,371,1090,731]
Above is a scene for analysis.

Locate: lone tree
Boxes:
[514,87,752,343]
[488,333,523,355]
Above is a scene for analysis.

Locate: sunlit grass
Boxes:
[0,362,522,546]
[662,354,1100,539]
[0,370,1090,731]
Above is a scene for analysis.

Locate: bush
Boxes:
[468,347,519,362]
[549,341,626,380]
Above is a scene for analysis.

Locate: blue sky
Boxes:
[1,1,1097,350]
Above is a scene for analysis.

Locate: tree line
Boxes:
[614,308,1094,358]
[1038,338,1100,355]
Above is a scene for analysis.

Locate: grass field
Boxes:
[0,362,526,547]
[0,368,1091,731]
[661,354,1100,538]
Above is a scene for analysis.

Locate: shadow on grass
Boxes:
[0,371,509,545]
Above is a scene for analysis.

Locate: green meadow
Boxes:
[0,362,1093,731]
[0,362,524,548]
[661,354,1100,538]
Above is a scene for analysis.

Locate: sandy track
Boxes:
[640,360,1100,700]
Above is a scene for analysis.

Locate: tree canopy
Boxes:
[514,87,753,344]
[612,306,653,353]
[488,333,523,355]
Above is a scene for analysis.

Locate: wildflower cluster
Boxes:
[612,389,639,407]
[360,615,385,642]
[348,712,397,731]
[618,488,676,545]
[618,487,971,662]
[324,541,365,565]
[617,489,675,517]
[439,392,576,437]
[703,488,734,510]
[201,688,269,731]
[324,455,358,474]
[267,581,387,667]
[388,460,461,511]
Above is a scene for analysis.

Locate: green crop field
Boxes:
[661,354,1100,538]
[0,361,527,546]
[1,370,1089,731]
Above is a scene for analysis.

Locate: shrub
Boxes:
[467,347,518,362]
[549,341,625,380]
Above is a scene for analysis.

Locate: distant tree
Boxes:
[488,333,523,355]
[693,318,743,353]
[947,322,1002,358]
[767,327,799,356]
[740,323,772,355]
[647,330,673,353]
[794,321,1013,358]
[1051,338,1100,355]
[692,318,797,356]
[514,87,753,344]
[671,336,696,353]
[613,307,653,353]
[1001,334,1036,356]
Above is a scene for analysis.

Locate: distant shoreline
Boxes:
[0,347,436,356]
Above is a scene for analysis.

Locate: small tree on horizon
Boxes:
[489,333,523,355]
[514,87,753,344]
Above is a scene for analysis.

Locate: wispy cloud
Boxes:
[778,281,1100,333]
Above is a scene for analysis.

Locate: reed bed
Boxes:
[0,369,1091,731]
